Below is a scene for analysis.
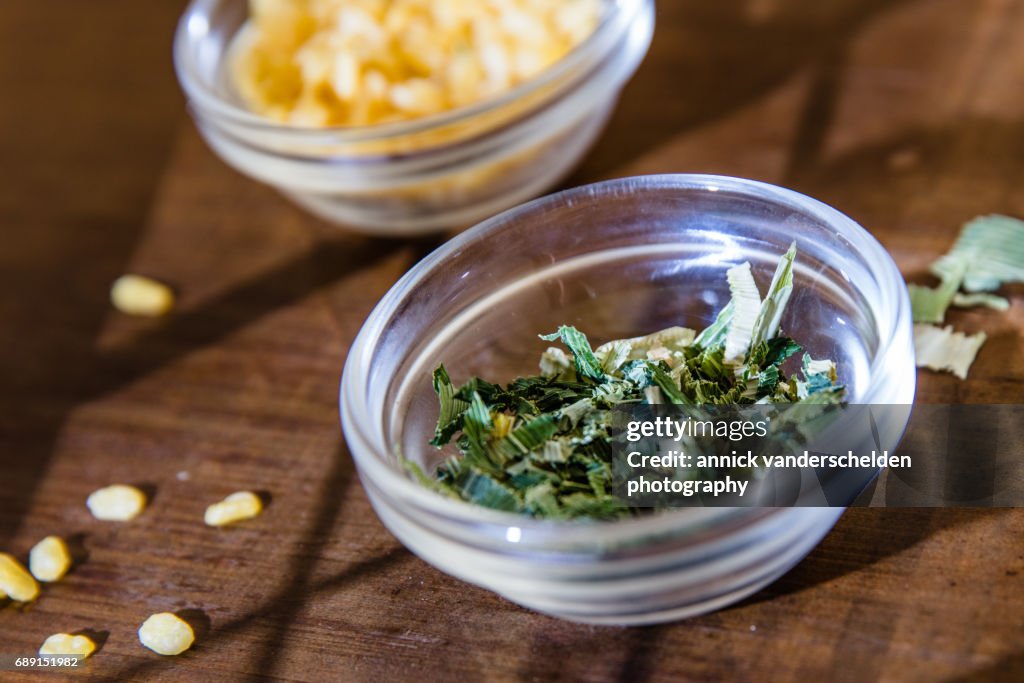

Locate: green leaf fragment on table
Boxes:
[913,323,987,380]
[951,292,1010,312]
[908,255,965,323]
[933,214,1024,293]
[420,245,845,519]
[907,213,1023,375]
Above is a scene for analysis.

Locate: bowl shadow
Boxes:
[739,507,1011,606]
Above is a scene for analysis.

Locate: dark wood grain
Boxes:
[2,1,1023,681]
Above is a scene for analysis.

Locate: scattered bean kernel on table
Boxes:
[138,612,195,656]
[204,491,264,526]
[231,0,603,127]
[0,553,39,602]
[109,274,175,317]
[38,633,97,658]
[86,484,147,521]
[29,536,72,582]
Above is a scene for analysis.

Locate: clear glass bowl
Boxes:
[340,174,916,624]
[173,0,655,235]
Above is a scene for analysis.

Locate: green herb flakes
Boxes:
[416,245,844,519]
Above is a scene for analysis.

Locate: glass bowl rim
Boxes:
[339,173,911,540]
[173,0,649,143]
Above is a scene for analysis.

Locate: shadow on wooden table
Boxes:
[575,0,918,181]
[944,651,1024,683]
[748,508,1012,604]
[0,234,437,549]
[518,509,1015,683]
[102,437,414,680]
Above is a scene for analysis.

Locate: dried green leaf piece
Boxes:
[723,262,762,365]
[951,292,1010,312]
[905,214,1023,371]
[693,300,734,351]
[914,323,987,380]
[646,361,691,405]
[460,470,522,512]
[750,241,797,349]
[494,415,559,460]
[933,214,1024,292]
[908,253,966,324]
[539,326,605,382]
[430,365,470,446]
[596,326,696,368]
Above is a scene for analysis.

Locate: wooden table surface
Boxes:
[2,1,1023,681]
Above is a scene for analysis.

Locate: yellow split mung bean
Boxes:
[110,274,175,317]
[205,491,264,526]
[39,633,97,658]
[0,553,40,602]
[29,535,72,582]
[86,484,148,521]
[138,612,196,656]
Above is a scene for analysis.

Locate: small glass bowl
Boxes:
[340,174,915,624]
[173,0,655,235]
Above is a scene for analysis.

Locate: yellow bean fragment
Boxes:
[138,612,195,656]
[0,553,40,602]
[110,274,175,317]
[204,491,264,527]
[29,536,72,582]
[86,484,147,521]
[39,633,96,658]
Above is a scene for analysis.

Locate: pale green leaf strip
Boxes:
[913,323,987,380]
[593,339,632,375]
[951,292,1010,312]
[598,326,696,368]
[723,262,762,365]
[466,391,493,430]
[909,284,953,323]
[750,242,797,349]
[694,300,734,350]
